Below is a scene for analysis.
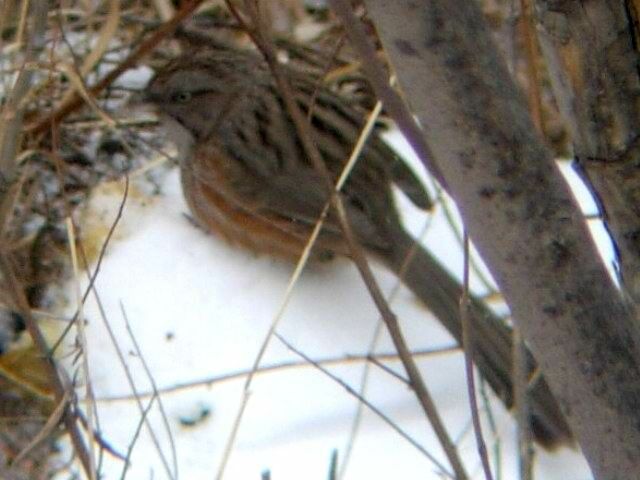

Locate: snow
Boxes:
[54,131,595,479]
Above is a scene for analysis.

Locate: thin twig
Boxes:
[274,332,455,479]
[479,377,502,479]
[327,449,338,480]
[216,389,251,480]
[0,253,93,475]
[65,217,98,480]
[519,0,543,134]
[85,292,176,480]
[75,408,127,462]
[365,355,410,384]
[68,173,174,480]
[119,394,158,480]
[460,232,494,480]
[339,219,434,480]
[306,32,348,121]
[10,390,70,468]
[50,176,130,356]
[326,0,445,186]
[27,0,205,136]
[98,345,459,402]
[514,326,533,480]
[249,3,468,477]
[514,5,537,477]
[122,304,179,479]
[0,0,46,176]
[436,189,497,293]
[214,5,412,477]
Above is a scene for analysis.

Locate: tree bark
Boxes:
[359,1,640,478]
[535,1,640,303]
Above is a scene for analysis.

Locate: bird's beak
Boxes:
[128,89,152,107]
[122,89,158,124]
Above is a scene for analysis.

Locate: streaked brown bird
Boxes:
[146,41,572,448]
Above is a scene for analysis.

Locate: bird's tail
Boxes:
[377,226,573,449]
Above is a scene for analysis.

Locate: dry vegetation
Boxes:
[0,0,628,479]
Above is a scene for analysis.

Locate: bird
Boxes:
[145,40,572,449]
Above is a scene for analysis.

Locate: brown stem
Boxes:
[225,3,469,478]
[0,253,93,476]
[26,0,205,136]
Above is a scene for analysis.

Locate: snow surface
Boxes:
[54,129,597,480]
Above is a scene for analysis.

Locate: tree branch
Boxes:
[357,1,640,478]
[535,1,640,302]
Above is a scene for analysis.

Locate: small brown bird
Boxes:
[146,41,572,448]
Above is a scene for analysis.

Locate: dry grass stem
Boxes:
[275,332,456,479]
[65,217,98,479]
[460,232,494,480]
[98,345,459,402]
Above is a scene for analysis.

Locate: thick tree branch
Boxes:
[358,1,640,478]
[535,1,640,302]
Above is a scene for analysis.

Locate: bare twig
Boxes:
[75,409,126,462]
[0,253,93,475]
[327,449,338,480]
[513,327,533,480]
[219,4,468,478]
[437,191,496,293]
[65,217,98,479]
[26,0,205,136]
[461,233,493,480]
[362,1,640,476]
[338,219,433,480]
[326,0,444,186]
[0,0,46,177]
[518,0,543,134]
[10,390,70,468]
[122,304,179,479]
[50,174,129,357]
[85,294,176,480]
[274,332,455,479]
[256,7,470,480]
[98,345,459,402]
[119,393,158,480]
[60,169,174,480]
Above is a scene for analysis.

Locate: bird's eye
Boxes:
[172,91,192,103]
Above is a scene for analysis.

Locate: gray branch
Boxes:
[535,1,640,303]
[362,1,640,478]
